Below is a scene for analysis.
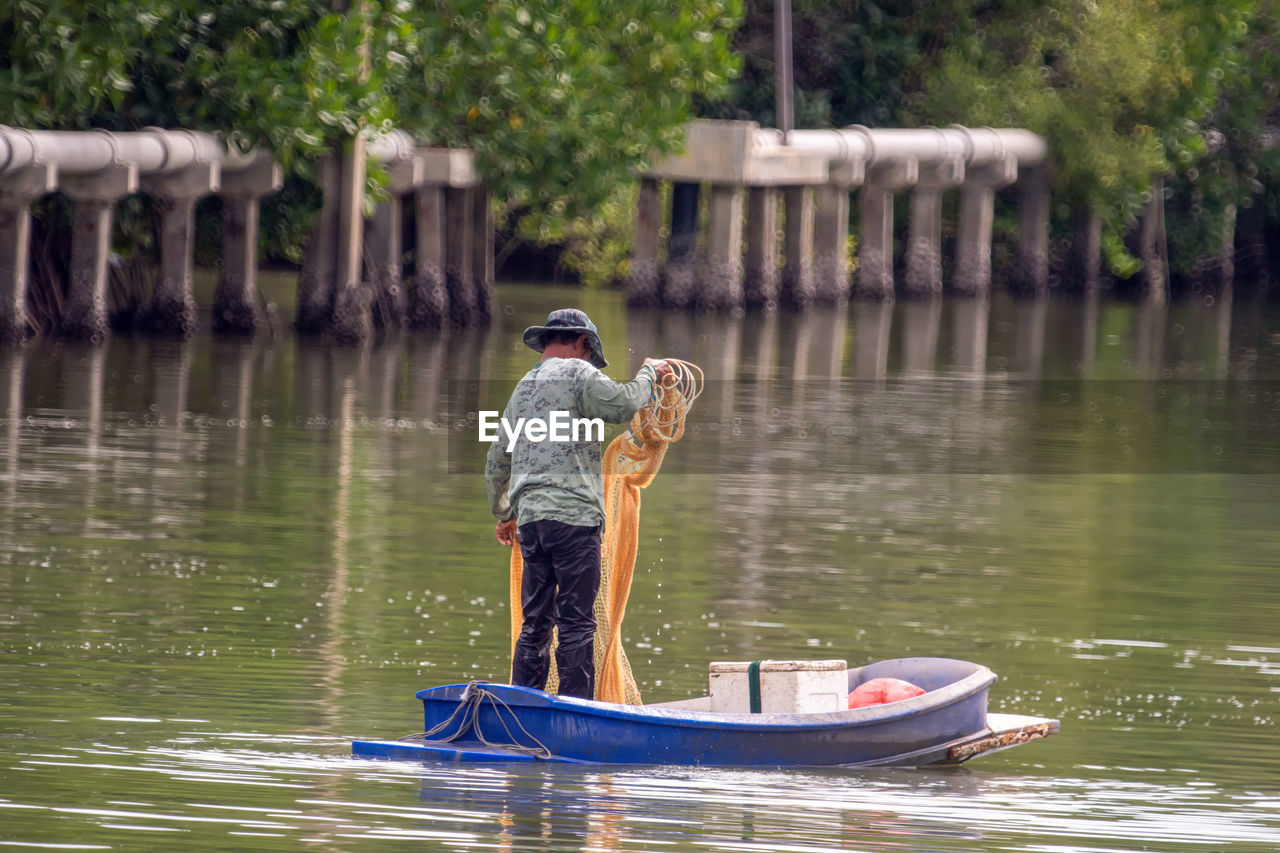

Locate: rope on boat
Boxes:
[397,682,553,759]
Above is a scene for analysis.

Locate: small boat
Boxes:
[351,657,1059,768]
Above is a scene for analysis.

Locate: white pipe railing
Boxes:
[785,126,1046,168]
[0,127,249,177]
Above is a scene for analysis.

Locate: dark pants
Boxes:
[512,519,601,700]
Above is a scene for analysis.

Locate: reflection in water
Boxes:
[1080,289,1100,374]
[1,287,1279,852]
[1134,297,1167,377]
[1216,284,1233,379]
[321,363,359,731]
[853,301,892,381]
[9,735,1277,851]
[68,343,108,535]
[950,297,989,376]
[900,299,941,377]
[1011,297,1048,378]
[209,338,258,473]
[1,344,22,516]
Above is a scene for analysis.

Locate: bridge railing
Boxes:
[629,119,1059,310]
[0,126,490,342]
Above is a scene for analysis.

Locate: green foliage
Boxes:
[702,0,976,128]
[707,0,1279,280]
[395,0,741,267]
[1,0,741,276]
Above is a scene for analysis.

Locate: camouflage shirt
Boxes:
[486,357,657,528]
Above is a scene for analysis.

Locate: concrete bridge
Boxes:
[0,127,491,342]
[630,120,1089,310]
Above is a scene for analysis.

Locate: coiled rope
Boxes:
[398,681,552,759]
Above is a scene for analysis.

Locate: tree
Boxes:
[1,0,742,279]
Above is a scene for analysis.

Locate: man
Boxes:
[486,308,671,700]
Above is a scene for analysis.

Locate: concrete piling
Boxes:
[445,185,476,326]
[415,147,481,328]
[366,193,404,327]
[744,187,780,309]
[146,162,219,337]
[954,157,1017,298]
[663,181,700,309]
[470,186,494,324]
[330,137,373,344]
[410,184,448,327]
[215,153,282,334]
[297,153,341,335]
[365,155,421,329]
[1129,176,1167,304]
[59,166,138,340]
[0,164,55,341]
[854,158,915,302]
[1014,166,1051,297]
[1068,207,1103,294]
[627,178,662,308]
[702,184,744,310]
[812,162,857,303]
[903,158,963,299]
[780,185,815,308]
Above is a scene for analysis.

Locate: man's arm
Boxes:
[578,362,664,424]
[484,420,516,523]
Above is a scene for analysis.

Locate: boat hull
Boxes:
[351,712,1058,767]
[351,657,1059,768]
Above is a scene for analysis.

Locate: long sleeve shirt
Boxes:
[485,357,657,528]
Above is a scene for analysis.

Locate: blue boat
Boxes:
[352,657,1059,767]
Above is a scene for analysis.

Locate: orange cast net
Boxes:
[507,359,703,704]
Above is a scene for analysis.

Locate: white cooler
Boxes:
[708,659,848,714]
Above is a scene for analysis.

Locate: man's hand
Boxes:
[495,519,517,546]
[643,358,673,380]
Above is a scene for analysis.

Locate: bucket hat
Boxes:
[522,308,608,369]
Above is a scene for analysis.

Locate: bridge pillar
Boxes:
[214,154,282,335]
[414,148,481,328]
[627,178,662,308]
[813,161,862,303]
[410,184,448,327]
[445,186,476,326]
[663,181,700,309]
[701,183,744,310]
[366,193,404,327]
[331,137,372,344]
[59,165,138,340]
[903,158,963,299]
[0,164,56,342]
[471,186,494,324]
[780,185,815,308]
[364,156,420,329]
[744,187,780,309]
[145,162,219,337]
[1015,166,1051,297]
[297,153,340,334]
[1128,176,1167,304]
[854,157,916,302]
[954,156,1017,297]
[1068,206,1103,294]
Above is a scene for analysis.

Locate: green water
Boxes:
[2,277,1279,851]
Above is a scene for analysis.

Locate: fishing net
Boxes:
[507,359,703,704]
